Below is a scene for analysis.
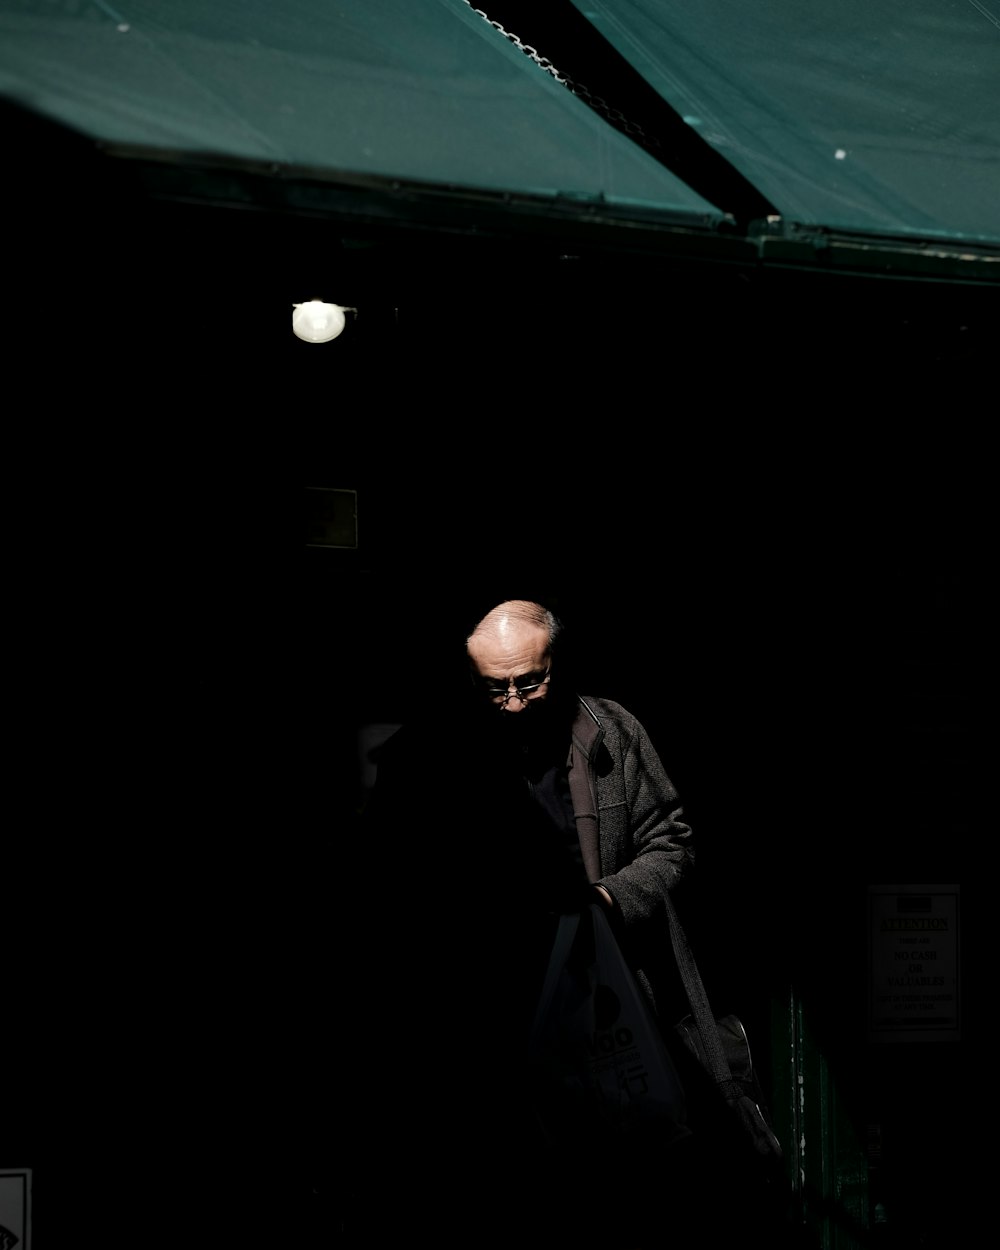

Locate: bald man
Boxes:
[348,597,703,1238]
[462,598,693,951]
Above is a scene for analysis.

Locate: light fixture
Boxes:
[292,299,357,343]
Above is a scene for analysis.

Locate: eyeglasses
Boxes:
[480,665,551,708]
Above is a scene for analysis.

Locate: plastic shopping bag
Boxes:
[526,903,689,1152]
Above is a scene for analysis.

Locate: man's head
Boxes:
[466,599,560,714]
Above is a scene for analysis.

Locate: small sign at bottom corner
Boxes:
[0,1170,31,1250]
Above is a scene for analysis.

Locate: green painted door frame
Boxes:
[771,991,870,1250]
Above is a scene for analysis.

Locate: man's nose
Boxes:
[501,690,529,712]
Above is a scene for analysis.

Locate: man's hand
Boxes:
[592,884,615,910]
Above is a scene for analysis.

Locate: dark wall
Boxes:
[311,460,983,941]
[308,463,982,1246]
[5,107,988,1246]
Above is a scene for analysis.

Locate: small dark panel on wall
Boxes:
[306,486,358,549]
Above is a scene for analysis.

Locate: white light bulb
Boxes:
[292,300,352,343]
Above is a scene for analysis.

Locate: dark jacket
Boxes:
[569,695,692,915]
[350,693,700,1243]
[353,696,777,1246]
[363,691,693,1020]
[567,694,694,1016]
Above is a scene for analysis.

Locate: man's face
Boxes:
[467,623,551,715]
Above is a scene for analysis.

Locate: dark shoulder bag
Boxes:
[664,891,784,1167]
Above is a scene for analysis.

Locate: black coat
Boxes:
[343,694,714,1245]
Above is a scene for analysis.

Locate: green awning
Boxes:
[0,0,724,225]
[2,0,997,284]
[569,0,1000,247]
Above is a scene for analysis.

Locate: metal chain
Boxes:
[463,1,569,83]
[462,1,661,150]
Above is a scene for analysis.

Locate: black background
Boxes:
[4,93,991,1249]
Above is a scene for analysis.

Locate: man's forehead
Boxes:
[468,623,549,675]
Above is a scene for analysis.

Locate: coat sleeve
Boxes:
[594,710,695,938]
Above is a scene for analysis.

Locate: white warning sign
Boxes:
[868,884,960,1042]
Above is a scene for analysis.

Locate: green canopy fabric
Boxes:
[1,0,997,281]
[0,0,723,223]
[570,0,1000,247]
